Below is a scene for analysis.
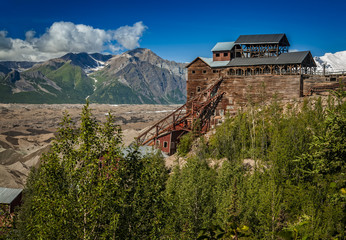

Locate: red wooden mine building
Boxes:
[137,33,344,155]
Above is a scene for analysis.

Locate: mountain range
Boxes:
[1,49,345,104]
[0,49,187,104]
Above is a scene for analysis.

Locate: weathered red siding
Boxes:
[157,133,171,155]
[213,51,231,61]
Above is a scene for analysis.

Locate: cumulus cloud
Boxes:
[112,21,147,49]
[0,31,13,50]
[0,21,147,61]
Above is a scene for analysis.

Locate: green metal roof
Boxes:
[0,187,22,204]
[211,42,235,52]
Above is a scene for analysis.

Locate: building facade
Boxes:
[186,33,317,117]
[139,34,345,155]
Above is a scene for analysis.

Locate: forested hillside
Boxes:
[3,90,345,239]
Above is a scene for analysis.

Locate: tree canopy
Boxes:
[6,89,346,239]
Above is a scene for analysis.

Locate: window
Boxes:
[163,141,168,148]
[203,70,207,74]
[196,86,201,92]
[224,52,228,57]
[213,70,218,73]
[190,92,194,97]
[215,53,220,57]
[156,140,160,146]
[191,70,195,74]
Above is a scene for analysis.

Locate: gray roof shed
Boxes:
[235,34,289,46]
[275,51,310,64]
[211,42,235,52]
[0,187,22,204]
[226,51,315,67]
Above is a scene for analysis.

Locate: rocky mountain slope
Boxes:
[0,49,187,104]
[314,50,346,72]
[89,48,186,104]
[60,52,113,73]
[0,61,38,71]
[0,58,94,103]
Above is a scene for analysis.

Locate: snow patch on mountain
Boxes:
[84,56,106,73]
[314,50,346,73]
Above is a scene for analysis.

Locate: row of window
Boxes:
[191,69,219,74]
[215,52,228,57]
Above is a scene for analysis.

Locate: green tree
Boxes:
[165,157,216,239]
[13,103,169,240]
[116,150,168,239]
[294,90,346,239]
[14,103,123,239]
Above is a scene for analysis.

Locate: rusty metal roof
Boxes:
[0,187,22,204]
[211,42,235,52]
[235,34,289,46]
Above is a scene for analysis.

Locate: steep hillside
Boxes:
[0,64,11,75]
[0,49,187,104]
[60,52,113,73]
[0,59,94,103]
[314,50,346,72]
[0,61,38,71]
[89,48,187,104]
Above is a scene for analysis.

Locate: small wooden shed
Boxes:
[0,187,23,213]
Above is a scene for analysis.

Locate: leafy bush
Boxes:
[177,132,194,156]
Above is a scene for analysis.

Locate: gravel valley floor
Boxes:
[0,104,180,188]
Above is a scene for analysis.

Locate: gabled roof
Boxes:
[235,33,290,46]
[275,51,312,65]
[200,57,230,67]
[186,57,229,68]
[0,187,22,204]
[226,51,316,67]
[211,42,235,52]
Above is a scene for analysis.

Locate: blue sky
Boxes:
[0,0,345,62]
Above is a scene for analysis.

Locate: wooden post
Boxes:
[172,113,175,130]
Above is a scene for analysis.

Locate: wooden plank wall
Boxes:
[217,75,302,115]
[303,75,346,96]
[187,59,302,116]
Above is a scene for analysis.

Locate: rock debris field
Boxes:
[0,104,180,188]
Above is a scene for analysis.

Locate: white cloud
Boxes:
[112,21,147,49]
[0,21,147,61]
[25,30,36,42]
[0,31,13,50]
